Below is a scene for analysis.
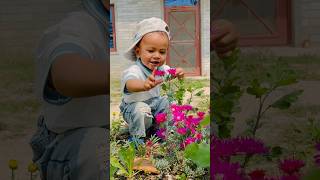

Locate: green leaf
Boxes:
[270,146,283,158]
[271,90,303,109]
[110,164,118,179]
[184,143,210,168]
[195,89,204,96]
[110,156,127,176]
[200,115,210,128]
[303,168,320,180]
[118,142,135,177]
[162,84,167,91]
[246,79,268,98]
[221,85,240,95]
[277,76,298,87]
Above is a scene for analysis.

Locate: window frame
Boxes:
[110,4,117,52]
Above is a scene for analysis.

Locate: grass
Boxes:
[0,54,40,138]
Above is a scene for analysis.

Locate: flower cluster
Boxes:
[211,136,269,179]
[211,136,268,158]
[154,68,177,78]
[279,158,305,175]
[171,104,206,149]
[155,112,168,140]
[314,142,320,167]
[154,104,207,149]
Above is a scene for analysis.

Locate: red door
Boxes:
[164,3,201,76]
[213,0,291,46]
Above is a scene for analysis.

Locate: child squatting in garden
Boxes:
[120,17,184,142]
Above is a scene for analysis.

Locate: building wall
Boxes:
[292,0,320,47]
[0,0,81,56]
[110,0,210,77]
[110,0,164,78]
[200,0,210,76]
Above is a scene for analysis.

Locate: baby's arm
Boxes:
[50,53,108,97]
[126,70,162,92]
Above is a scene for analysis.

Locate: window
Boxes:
[110,4,116,52]
[164,0,198,7]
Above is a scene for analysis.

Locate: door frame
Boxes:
[164,3,201,76]
[213,0,291,46]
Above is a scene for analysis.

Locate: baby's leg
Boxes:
[146,97,170,136]
[46,127,108,180]
[123,102,153,137]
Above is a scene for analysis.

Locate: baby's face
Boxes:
[135,32,169,70]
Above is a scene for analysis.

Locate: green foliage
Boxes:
[271,90,304,110]
[111,142,137,179]
[200,115,210,128]
[307,118,320,142]
[212,49,242,138]
[184,143,210,168]
[246,79,268,98]
[161,76,204,105]
[303,168,320,180]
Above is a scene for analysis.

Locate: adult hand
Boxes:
[211,19,239,58]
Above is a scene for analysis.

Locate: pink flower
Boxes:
[212,160,244,179]
[195,133,202,141]
[167,68,176,76]
[172,111,185,123]
[211,136,268,158]
[249,169,266,180]
[197,111,205,117]
[170,104,182,112]
[185,137,196,146]
[182,104,193,111]
[154,69,165,76]
[177,128,187,135]
[279,159,305,175]
[281,175,300,180]
[156,128,166,140]
[146,140,153,147]
[316,142,320,151]
[155,113,167,124]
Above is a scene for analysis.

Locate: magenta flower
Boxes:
[177,128,187,135]
[170,104,180,112]
[211,136,268,158]
[194,133,202,141]
[316,142,320,151]
[154,69,165,76]
[211,160,244,180]
[197,111,205,117]
[156,128,166,139]
[279,159,305,175]
[167,68,176,76]
[280,175,300,180]
[155,113,167,124]
[172,111,185,123]
[314,142,320,167]
[182,104,193,111]
[185,137,196,146]
[249,169,266,180]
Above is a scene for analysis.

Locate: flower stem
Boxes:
[11,169,14,180]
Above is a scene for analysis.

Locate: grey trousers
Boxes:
[119,96,169,137]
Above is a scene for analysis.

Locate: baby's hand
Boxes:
[144,70,163,91]
[175,67,184,79]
